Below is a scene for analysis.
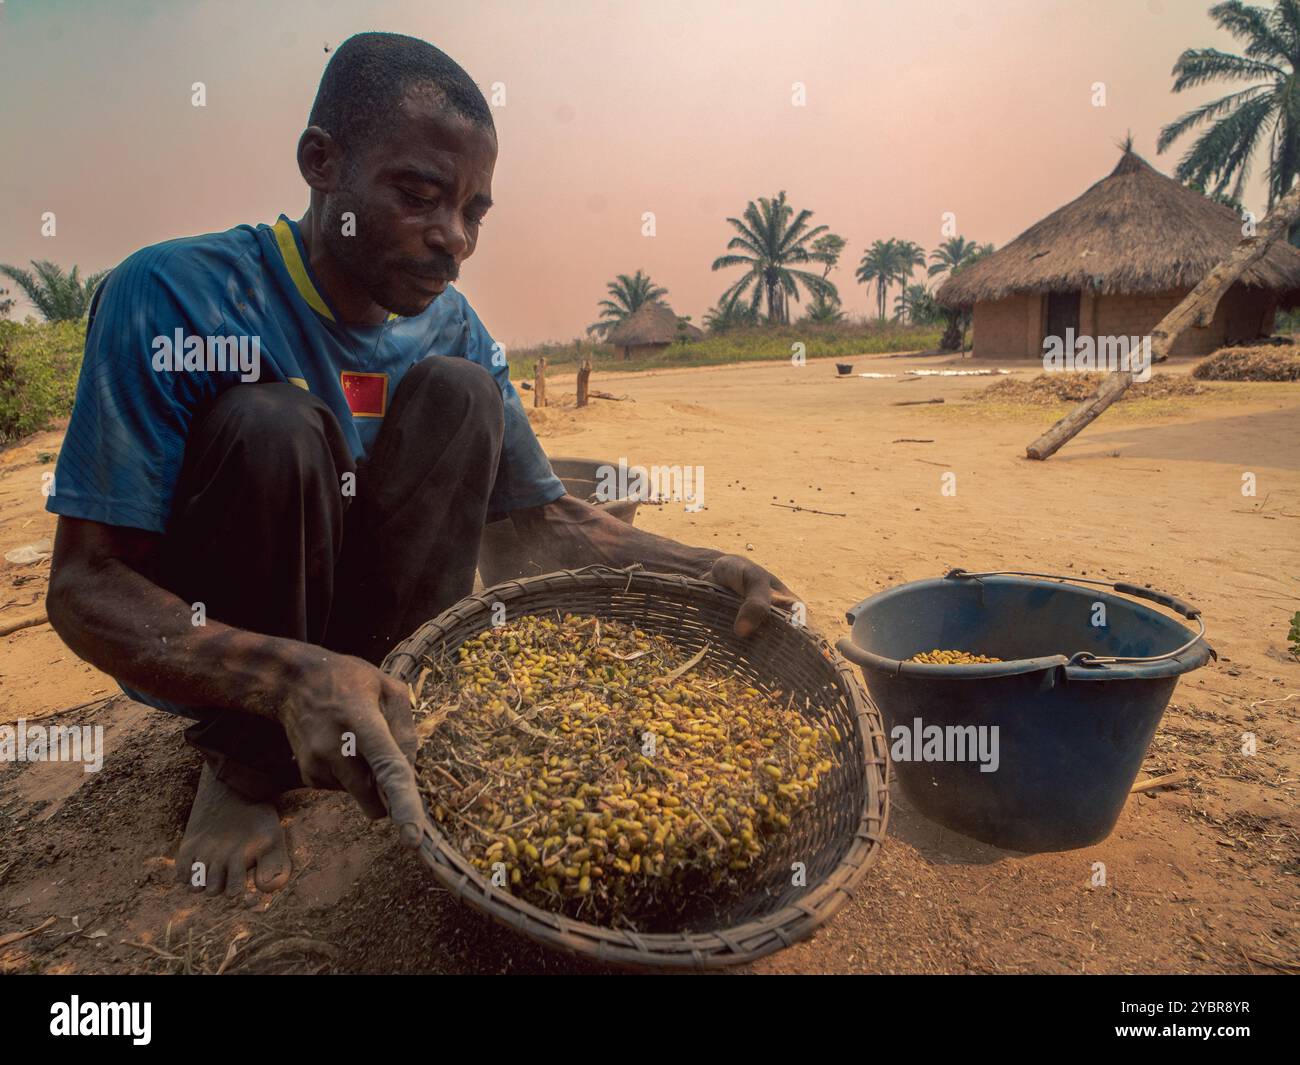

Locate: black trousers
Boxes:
[153,357,505,799]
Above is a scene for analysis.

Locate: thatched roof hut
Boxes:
[937,149,1300,359]
[605,301,703,359]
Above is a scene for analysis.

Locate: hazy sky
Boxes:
[0,0,1264,345]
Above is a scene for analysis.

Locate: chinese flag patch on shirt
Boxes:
[341,371,388,418]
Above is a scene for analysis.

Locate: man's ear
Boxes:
[297,126,343,193]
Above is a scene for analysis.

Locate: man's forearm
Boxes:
[48,550,305,720]
[509,494,722,575]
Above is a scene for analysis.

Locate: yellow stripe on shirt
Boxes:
[272,218,335,322]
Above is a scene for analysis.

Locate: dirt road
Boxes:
[2,351,1297,974]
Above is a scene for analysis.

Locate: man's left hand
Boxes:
[703,554,800,637]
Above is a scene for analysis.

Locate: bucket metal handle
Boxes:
[943,568,1212,667]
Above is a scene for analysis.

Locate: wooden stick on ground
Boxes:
[533,357,547,408]
[1026,179,1300,460]
[1130,770,1192,794]
[576,357,591,408]
[771,502,847,517]
[0,614,48,638]
[0,916,57,949]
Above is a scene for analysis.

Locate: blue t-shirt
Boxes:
[48,215,564,533]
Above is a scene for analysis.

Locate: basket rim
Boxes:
[382,564,890,971]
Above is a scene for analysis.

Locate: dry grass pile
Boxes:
[976,372,1206,406]
[1193,344,1300,382]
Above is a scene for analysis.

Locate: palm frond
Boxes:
[1157,84,1274,151]
[1171,47,1285,92]
[1172,90,1277,196]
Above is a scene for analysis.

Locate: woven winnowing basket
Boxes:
[381,566,890,970]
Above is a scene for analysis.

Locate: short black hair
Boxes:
[308,32,494,154]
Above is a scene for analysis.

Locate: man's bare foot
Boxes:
[176,761,291,897]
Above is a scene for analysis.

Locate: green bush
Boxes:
[0,319,86,445]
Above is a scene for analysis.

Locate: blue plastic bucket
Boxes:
[836,570,1213,852]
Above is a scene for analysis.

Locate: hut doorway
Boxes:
[1045,291,1081,348]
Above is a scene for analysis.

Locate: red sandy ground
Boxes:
[0,352,1296,974]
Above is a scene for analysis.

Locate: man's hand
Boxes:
[509,495,801,638]
[703,554,799,636]
[276,649,426,848]
[47,516,428,847]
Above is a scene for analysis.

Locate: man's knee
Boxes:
[207,380,332,436]
[196,382,349,474]
[396,357,505,439]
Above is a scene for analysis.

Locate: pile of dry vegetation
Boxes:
[976,372,1206,406]
[1193,342,1300,381]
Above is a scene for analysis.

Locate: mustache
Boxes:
[395,255,459,282]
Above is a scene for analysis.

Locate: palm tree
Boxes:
[856,239,897,320]
[894,283,941,325]
[855,239,926,321]
[892,239,927,315]
[1157,0,1300,210]
[855,240,889,321]
[0,261,109,321]
[586,270,668,338]
[928,238,995,350]
[711,191,837,324]
[926,236,988,281]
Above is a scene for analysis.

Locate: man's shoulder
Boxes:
[111,224,264,288]
[92,224,267,333]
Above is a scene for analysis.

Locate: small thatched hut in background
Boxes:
[937,149,1300,359]
[605,302,703,360]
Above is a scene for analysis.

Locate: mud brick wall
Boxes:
[971,285,1278,359]
[970,293,1037,358]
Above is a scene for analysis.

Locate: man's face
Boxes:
[320,86,497,317]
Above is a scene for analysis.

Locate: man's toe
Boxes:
[225,856,251,898]
[202,857,227,896]
[175,847,194,886]
[253,842,291,893]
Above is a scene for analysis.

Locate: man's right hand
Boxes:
[275,648,427,848]
[47,517,429,849]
